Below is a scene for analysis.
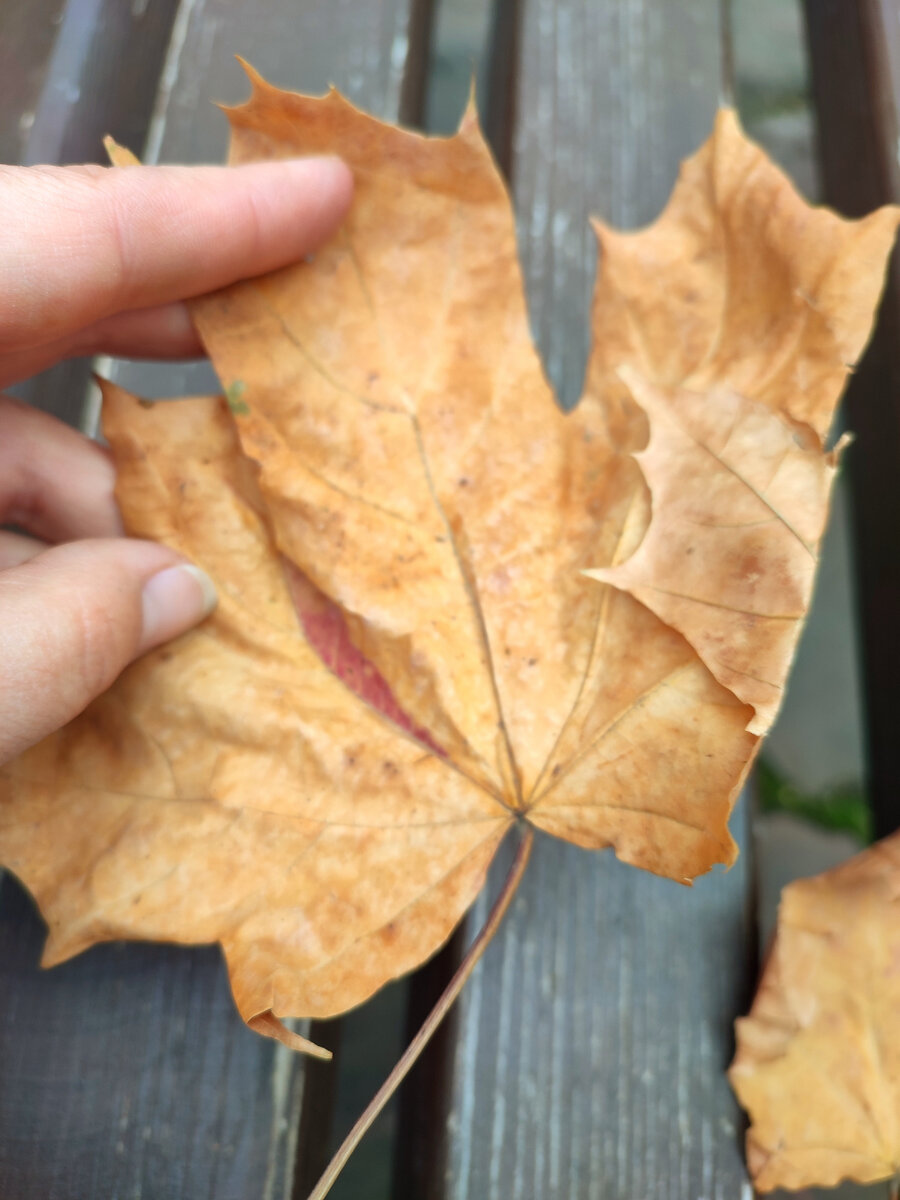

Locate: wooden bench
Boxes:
[0,1,897,1196]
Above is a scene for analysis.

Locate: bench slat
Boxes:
[0,0,68,165]
[0,874,305,1200]
[429,2,755,1195]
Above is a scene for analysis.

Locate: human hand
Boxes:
[0,156,352,764]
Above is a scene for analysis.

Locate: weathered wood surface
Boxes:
[0,875,305,1200]
[22,0,181,168]
[0,1,427,1197]
[803,0,900,840]
[427,2,756,1196]
[0,0,67,165]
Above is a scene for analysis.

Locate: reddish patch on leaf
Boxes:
[284,559,443,756]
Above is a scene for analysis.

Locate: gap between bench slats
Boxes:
[803,0,900,842]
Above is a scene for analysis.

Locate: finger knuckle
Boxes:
[67,588,133,700]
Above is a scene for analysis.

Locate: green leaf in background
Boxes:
[756,758,873,844]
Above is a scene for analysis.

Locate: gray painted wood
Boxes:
[514,0,728,409]
[0,873,307,1200]
[0,0,67,165]
[438,2,756,1196]
[0,1,427,1196]
[443,829,753,1200]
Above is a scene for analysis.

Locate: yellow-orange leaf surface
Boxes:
[730,831,900,1191]
[0,69,896,1049]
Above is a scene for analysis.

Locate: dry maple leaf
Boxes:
[730,831,900,1192]
[1,70,897,1068]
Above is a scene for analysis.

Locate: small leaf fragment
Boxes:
[225,379,250,415]
[103,135,140,167]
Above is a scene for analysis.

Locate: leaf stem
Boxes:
[889,1174,899,1200]
[306,825,535,1200]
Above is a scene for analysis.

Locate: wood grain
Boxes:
[0,0,67,165]
[22,0,181,167]
[430,2,756,1195]
[0,874,305,1200]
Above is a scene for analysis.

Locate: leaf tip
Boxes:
[458,75,479,134]
[249,1010,333,1059]
[713,104,742,135]
[222,57,279,132]
[234,54,266,92]
[103,134,140,167]
[828,430,853,465]
[710,105,753,164]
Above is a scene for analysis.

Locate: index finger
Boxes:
[0,157,352,354]
[0,395,122,543]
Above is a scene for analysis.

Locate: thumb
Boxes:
[0,538,216,764]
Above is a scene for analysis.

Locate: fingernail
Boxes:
[280,156,353,203]
[140,563,217,652]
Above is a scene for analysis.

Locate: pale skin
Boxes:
[0,156,353,765]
